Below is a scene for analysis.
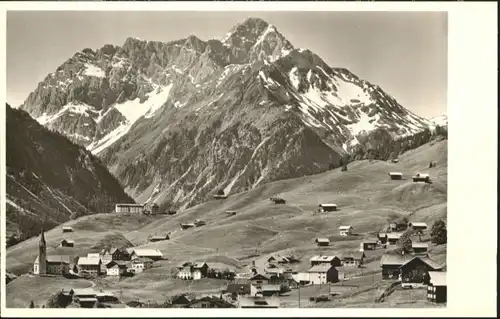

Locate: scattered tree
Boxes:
[216,189,225,196]
[430,220,447,245]
[29,300,35,308]
[397,229,415,253]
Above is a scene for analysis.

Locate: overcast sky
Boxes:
[7,11,447,118]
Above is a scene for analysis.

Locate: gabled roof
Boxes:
[389,172,403,175]
[409,222,428,228]
[71,288,98,296]
[132,249,163,257]
[387,232,403,239]
[309,264,335,272]
[428,271,447,286]
[193,262,208,268]
[250,273,269,281]
[186,296,235,308]
[106,260,128,268]
[309,255,339,262]
[380,254,414,266]
[412,242,429,249]
[151,234,169,240]
[414,173,430,178]
[342,251,365,260]
[62,239,75,244]
[78,257,101,266]
[399,256,443,270]
[87,253,100,258]
[62,226,73,230]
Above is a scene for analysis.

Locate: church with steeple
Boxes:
[33,229,73,275]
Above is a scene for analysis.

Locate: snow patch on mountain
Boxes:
[83,63,106,78]
[36,102,98,125]
[431,114,448,126]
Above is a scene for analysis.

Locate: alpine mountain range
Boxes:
[15,17,443,216]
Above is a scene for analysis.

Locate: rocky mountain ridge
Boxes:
[19,17,436,210]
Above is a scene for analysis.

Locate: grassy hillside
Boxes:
[6,137,447,307]
[5,104,135,245]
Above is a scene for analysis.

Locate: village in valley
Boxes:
[5,140,448,309]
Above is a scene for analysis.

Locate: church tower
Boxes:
[38,229,47,275]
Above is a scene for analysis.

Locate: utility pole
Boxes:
[298,283,300,308]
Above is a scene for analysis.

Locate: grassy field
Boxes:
[5,138,448,308]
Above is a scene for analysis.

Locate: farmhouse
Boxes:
[131,257,154,273]
[380,254,414,280]
[267,255,289,264]
[387,232,403,245]
[388,172,403,180]
[427,271,447,303]
[339,225,353,236]
[308,264,339,285]
[412,173,430,183]
[309,255,342,267]
[341,252,365,267]
[130,249,163,261]
[62,226,73,233]
[408,222,428,232]
[270,196,286,204]
[71,288,98,307]
[225,210,237,216]
[315,238,330,247]
[181,223,196,230]
[144,203,160,215]
[177,262,209,280]
[359,241,377,251]
[33,255,73,275]
[110,247,131,261]
[389,221,407,232]
[400,256,444,287]
[177,266,195,280]
[225,283,257,301]
[193,262,209,277]
[250,274,269,288]
[77,257,102,275]
[149,234,170,242]
[412,242,429,256]
[377,233,388,245]
[60,239,75,248]
[106,261,128,276]
[115,203,144,214]
[318,203,338,212]
[194,219,206,227]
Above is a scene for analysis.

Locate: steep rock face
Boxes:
[5,104,134,241]
[19,17,434,210]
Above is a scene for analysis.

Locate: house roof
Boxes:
[106,261,128,268]
[412,242,429,249]
[72,288,98,296]
[250,273,269,281]
[62,226,73,230]
[87,253,100,258]
[133,257,154,263]
[310,255,338,262]
[179,266,192,273]
[378,232,388,238]
[387,232,403,239]
[342,252,365,260]
[428,271,447,286]
[35,255,73,264]
[62,239,75,244]
[151,234,169,239]
[268,255,288,262]
[380,254,414,266]
[399,256,443,270]
[132,249,163,257]
[193,262,208,268]
[78,257,101,266]
[389,172,403,175]
[409,222,428,228]
[261,284,281,292]
[413,173,430,178]
[78,297,98,303]
[316,238,330,243]
[309,264,334,273]
[225,283,251,295]
[339,226,353,230]
[186,296,235,308]
[319,203,337,207]
[362,240,378,245]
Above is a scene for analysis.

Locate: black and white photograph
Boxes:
[0,2,497,317]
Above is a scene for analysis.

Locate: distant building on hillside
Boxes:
[308,264,339,285]
[412,242,429,256]
[60,239,75,248]
[62,226,74,233]
[270,196,286,204]
[130,249,163,261]
[315,238,330,247]
[309,255,342,267]
[339,225,353,236]
[144,203,160,215]
[359,241,377,251]
[341,251,365,267]
[106,261,129,276]
[318,203,337,212]
[427,271,447,303]
[149,233,170,242]
[389,221,407,232]
[33,255,73,275]
[131,257,154,273]
[377,233,388,245]
[115,203,144,214]
[412,173,430,183]
[387,232,403,245]
[181,223,196,230]
[408,222,428,233]
[77,257,102,275]
[110,247,131,261]
[388,172,403,180]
